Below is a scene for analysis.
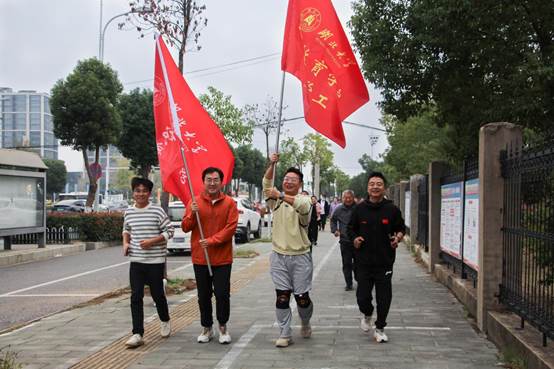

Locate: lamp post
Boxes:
[369,135,379,160]
[97,3,152,200]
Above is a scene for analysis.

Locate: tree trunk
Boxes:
[83,148,99,209]
[160,190,170,213]
[138,165,151,179]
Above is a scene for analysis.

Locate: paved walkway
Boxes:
[0,232,500,369]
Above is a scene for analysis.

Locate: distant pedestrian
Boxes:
[308,195,321,248]
[123,177,174,348]
[330,190,356,291]
[264,153,313,348]
[329,196,341,218]
[348,172,405,343]
[182,167,238,344]
[318,195,330,231]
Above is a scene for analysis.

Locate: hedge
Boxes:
[47,212,124,242]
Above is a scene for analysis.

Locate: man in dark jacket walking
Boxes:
[348,172,405,343]
[330,189,356,291]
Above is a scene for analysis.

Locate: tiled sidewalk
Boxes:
[0,233,501,369]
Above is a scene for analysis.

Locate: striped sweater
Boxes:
[123,204,174,264]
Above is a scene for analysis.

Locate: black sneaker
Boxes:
[345,285,353,291]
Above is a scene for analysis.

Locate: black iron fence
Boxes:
[500,139,554,347]
[10,227,80,245]
[439,157,479,286]
[416,174,429,251]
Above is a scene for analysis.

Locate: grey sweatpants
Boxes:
[270,251,314,338]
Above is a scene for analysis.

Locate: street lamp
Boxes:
[97,3,152,200]
[369,135,379,160]
[99,6,152,62]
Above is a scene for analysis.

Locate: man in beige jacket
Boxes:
[263,153,313,348]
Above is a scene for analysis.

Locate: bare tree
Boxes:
[245,96,285,160]
[126,0,207,211]
[127,0,207,73]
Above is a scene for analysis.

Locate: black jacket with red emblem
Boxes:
[347,198,405,269]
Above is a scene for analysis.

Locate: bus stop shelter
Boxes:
[0,149,47,249]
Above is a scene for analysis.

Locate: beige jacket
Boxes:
[263,177,312,255]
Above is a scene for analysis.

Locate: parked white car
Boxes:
[166,201,191,254]
[233,197,262,243]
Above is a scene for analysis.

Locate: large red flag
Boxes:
[282,0,370,148]
[153,36,234,204]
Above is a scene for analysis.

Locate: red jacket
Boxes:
[182,192,238,266]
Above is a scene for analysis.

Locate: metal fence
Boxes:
[500,139,554,347]
[416,174,429,251]
[439,157,479,286]
[10,226,80,245]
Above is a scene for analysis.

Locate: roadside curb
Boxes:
[0,241,120,267]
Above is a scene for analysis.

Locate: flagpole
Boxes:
[271,71,286,190]
[180,147,213,276]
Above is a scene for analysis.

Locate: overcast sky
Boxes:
[0,0,387,175]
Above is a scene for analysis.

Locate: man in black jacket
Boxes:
[348,172,405,343]
[330,189,356,291]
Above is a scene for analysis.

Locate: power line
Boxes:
[124,52,280,86]
[253,116,386,132]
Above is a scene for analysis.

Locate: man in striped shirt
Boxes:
[123,177,174,348]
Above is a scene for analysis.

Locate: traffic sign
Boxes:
[90,162,103,180]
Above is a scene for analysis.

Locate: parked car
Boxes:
[106,201,129,212]
[166,201,191,254]
[233,197,262,243]
[51,199,86,213]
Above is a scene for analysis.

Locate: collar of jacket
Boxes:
[200,191,225,203]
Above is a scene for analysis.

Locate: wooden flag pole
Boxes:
[180,147,213,276]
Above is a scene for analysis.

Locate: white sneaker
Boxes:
[218,326,232,344]
[275,337,293,347]
[160,321,171,338]
[125,333,144,347]
[373,328,388,343]
[197,327,213,343]
[360,315,372,332]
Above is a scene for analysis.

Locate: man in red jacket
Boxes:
[182,167,238,344]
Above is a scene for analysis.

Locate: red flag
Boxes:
[153,36,234,204]
[281,0,370,148]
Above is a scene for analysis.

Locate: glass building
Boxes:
[0,87,58,159]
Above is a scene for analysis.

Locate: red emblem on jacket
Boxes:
[382,218,389,225]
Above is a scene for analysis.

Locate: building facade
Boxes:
[0,87,58,159]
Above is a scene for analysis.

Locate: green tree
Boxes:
[279,137,307,175]
[117,88,157,178]
[350,0,554,161]
[381,110,449,179]
[351,153,400,197]
[327,166,351,196]
[112,159,134,198]
[234,145,266,198]
[50,58,123,207]
[43,159,67,199]
[349,172,369,200]
[302,133,334,194]
[199,86,254,146]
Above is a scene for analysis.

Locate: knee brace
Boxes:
[294,292,312,308]
[275,290,291,309]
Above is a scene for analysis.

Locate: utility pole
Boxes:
[369,135,379,160]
